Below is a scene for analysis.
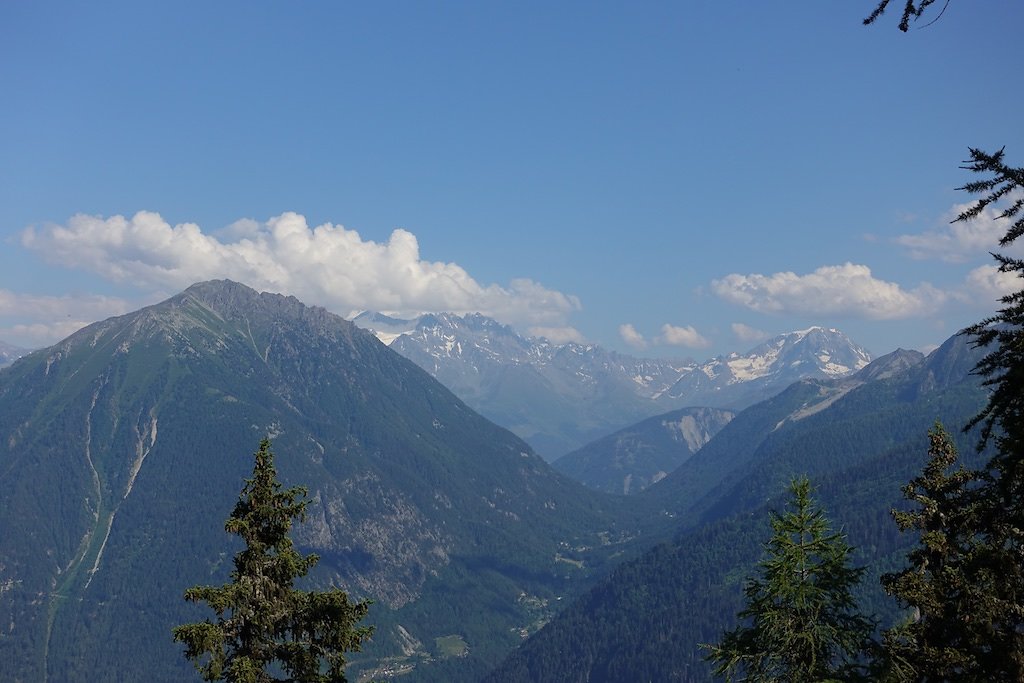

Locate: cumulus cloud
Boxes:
[0,290,134,347]
[20,211,581,329]
[656,323,711,349]
[711,263,944,320]
[895,195,1024,262]
[528,326,585,345]
[618,323,648,350]
[965,264,1022,302]
[731,322,769,344]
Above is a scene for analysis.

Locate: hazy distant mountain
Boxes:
[553,407,736,495]
[353,312,872,460]
[353,311,694,459]
[484,334,986,683]
[0,340,30,368]
[0,281,640,683]
[658,326,872,408]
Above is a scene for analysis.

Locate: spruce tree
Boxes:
[173,438,373,683]
[705,477,875,683]
[958,147,1024,678]
[879,423,988,681]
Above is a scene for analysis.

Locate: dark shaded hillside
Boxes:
[0,281,639,683]
[483,334,988,682]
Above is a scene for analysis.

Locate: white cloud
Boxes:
[528,326,585,345]
[964,264,1021,302]
[656,323,711,349]
[711,263,944,320]
[618,323,647,350]
[20,211,581,330]
[731,322,769,343]
[0,290,134,347]
[895,195,1024,262]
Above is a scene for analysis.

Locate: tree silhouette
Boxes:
[864,4,1024,678]
[880,423,989,681]
[173,439,373,682]
[956,147,1024,679]
[705,477,875,682]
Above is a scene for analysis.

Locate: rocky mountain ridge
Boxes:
[0,280,637,682]
[353,311,872,459]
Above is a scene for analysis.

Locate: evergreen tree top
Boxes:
[705,477,875,683]
[173,439,373,683]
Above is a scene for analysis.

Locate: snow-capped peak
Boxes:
[724,327,870,382]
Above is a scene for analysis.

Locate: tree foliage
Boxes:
[173,438,373,682]
[705,477,875,682]
[876,148,1024,679]
[958,147,1024,678]
[879,423,990,680]
[864,1,1024,672]
[962,147,1024,452]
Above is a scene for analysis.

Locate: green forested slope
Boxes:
[484,336,988,682]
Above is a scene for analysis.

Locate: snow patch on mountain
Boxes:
[726,345,782,382]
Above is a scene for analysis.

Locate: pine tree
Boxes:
[173,438,373,683]
[705,477,875,682]
[958,147,1024,678]
[879,423,989,681]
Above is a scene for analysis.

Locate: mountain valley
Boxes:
[486,336,989,681]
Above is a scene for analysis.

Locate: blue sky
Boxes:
[2,1,1022,360]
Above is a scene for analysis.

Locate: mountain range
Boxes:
[352,312,872,460]
[0,281,646,682]
[0,281,987,683]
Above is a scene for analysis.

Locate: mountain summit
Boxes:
[662,326,872,407]
[0,280,628,682]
